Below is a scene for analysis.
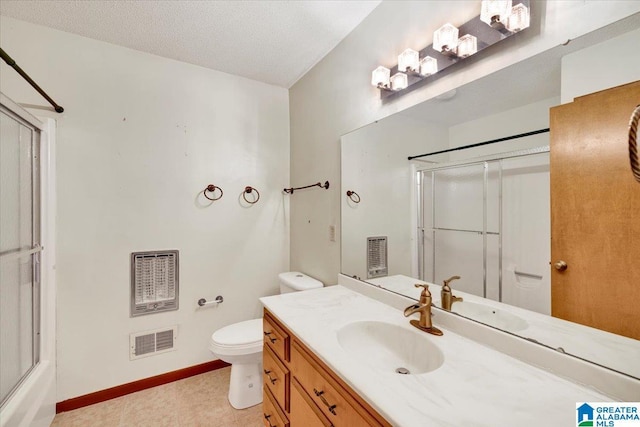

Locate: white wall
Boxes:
[448,98,558,157]
[289,0,640,285]
[561,28,640,103]
[341,114,448,281]
[0,16,290,401]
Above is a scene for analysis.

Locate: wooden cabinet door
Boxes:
[263,345,290,412]
[290,378,332,427]
[263,388,290,427]
[550,80,640,340]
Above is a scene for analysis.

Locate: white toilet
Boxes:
[209,272,323,409]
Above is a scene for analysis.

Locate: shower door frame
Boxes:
[416,146,549,302]
[0,93,56,427]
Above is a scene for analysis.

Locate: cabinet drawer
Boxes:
[263,387,289,427]
[264,314,289,362]
[290,378,333,427]
[291,341,380,427]
[263,344,289,412]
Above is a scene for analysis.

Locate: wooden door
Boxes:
[550,80,640,340]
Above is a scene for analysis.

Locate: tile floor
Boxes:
[51,367,263,427]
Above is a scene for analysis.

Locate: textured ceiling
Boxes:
[0,0,381,88]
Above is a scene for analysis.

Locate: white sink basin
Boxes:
[336,321,444,375]
[451,301,528,332]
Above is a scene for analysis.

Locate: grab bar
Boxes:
[197,295,224,307]
[514,270,543,280]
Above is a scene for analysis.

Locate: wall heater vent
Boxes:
[367,236,388,279]
[131,250,179,317]
[130,326,178,360]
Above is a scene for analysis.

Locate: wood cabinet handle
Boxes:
[263,369,277,384]
[263,414,276,427]
[554,260,568,271]
[263,331,277,343]
[313,388,337,415]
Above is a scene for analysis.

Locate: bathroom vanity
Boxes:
[260,285,625,427]
[262,307,390,427]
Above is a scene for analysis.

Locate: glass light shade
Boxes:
[506,3,530,32]
[398,49,420,73]
[371,66,391,87]
[457,34,478,58]
[480,0,512,26]
[390,73,408,91]
[419,56,438,76]
[433,23,459,53]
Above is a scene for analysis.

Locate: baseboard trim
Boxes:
[56,359,230,413]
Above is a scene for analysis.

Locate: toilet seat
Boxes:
[209,318,262,356]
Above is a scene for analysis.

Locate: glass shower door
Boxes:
[0,109,41,407]
[418,149,550,312]
[420,161,501,299]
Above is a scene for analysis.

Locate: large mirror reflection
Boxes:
[341,16,640,380]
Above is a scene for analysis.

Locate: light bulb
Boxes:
[506,3,530,32]
[457,34,478,58]
[480,0,512,27]
[371,66,391,88]
[398,49,420,73]
[433,23,459,54]
[419,56,438,76]
[390,73,408,91]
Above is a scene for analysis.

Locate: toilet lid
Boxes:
[211,318,262,346]
[279,271,323,291]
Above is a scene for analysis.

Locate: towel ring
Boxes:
[203,184,223,201]
[346,190,361,203]
[242,186,260,204]
[629,104,640,183]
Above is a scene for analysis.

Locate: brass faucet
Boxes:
[441,275,463,311]
[403,284,443,336]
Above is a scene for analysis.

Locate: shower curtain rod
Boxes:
[407,128,550,161]
[0,48,64,113]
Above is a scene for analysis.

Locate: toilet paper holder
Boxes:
[198,295,224,307]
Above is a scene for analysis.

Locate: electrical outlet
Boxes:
[329,225,336,242]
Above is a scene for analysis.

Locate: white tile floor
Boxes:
[51,367,262,427]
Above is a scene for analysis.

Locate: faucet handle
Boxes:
[443,275,461,289]
[414,283,432,301]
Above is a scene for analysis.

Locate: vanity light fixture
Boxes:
[457,34,478,58]
[433,23,459,55]
[419,56,438,76]
[506,3,530,32]
[398,49,420,73]
[371,66,391,90]
[370,0,530,97]
[480,0,513,29]
[390,73,408,90]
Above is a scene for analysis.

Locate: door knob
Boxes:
[554,260,568,271]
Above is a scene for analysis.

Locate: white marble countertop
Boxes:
[260,285,611,427]
[368,274,640,379]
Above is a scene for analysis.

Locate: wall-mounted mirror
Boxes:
[341,15,640,380]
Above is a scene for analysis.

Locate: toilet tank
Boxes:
[278,272,323,294]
